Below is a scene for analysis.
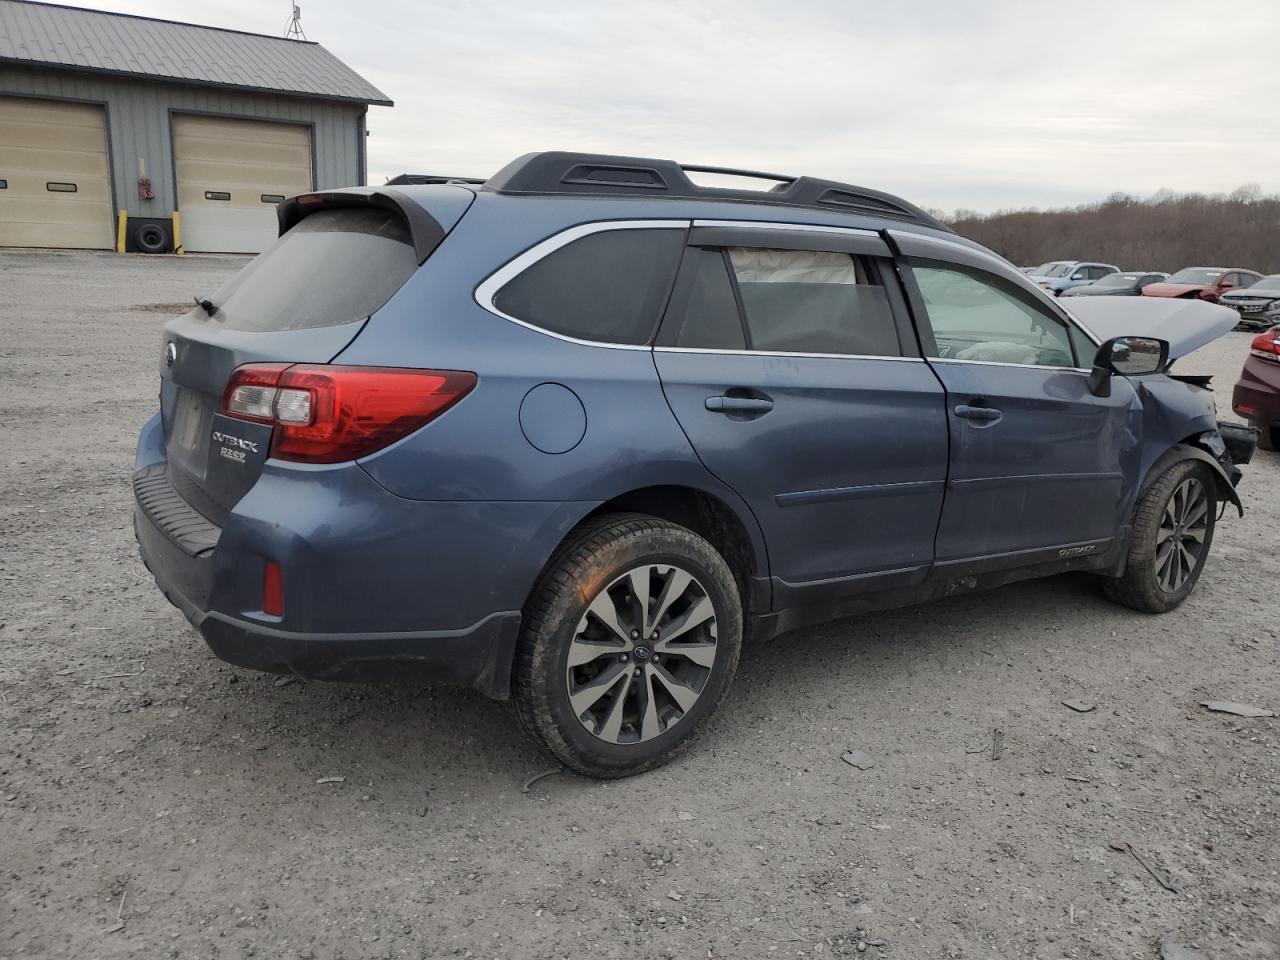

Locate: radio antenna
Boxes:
[284,3,306,40]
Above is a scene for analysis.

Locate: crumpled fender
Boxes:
[1139,441,1243,517]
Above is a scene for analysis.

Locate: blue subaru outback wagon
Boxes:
[135,152,1254,777]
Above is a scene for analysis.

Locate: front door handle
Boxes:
[954,403,1002,423]
[706,395,774,414]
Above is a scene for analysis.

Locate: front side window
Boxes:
[725,248,900,356]
[910,262,1078,368]
[493,228,685,345]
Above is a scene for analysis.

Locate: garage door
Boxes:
[173,115,312,254]
[0,96,113,249]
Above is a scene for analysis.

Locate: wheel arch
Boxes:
[575,485,771,616]
[1138,440,1243,517]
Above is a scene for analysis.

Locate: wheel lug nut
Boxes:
[651,631,659,640]
[630,630,639,639]
[619,654,628,662]
[634,668,641,676]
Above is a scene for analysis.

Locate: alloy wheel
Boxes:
[1155,476,1209,592]
[565,563,719,745]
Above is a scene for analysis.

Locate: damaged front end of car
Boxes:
[1067,295,1256,516]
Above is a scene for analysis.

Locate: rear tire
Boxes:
[1102,461,1217,613]
[512,514,742,778]
[1255,420,1277,452]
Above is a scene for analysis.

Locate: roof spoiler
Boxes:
[276,188,446,264]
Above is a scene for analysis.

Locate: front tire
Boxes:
[1103,461,1217,613]
[512,514,743,778]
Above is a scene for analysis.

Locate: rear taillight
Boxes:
[221,364,476,463]
[1250,329,1280,362]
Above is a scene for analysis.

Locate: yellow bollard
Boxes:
[172,211,184,256]
[116,210,128,253]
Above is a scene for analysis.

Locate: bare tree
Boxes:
[948,190,1279,273]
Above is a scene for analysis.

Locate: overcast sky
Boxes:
[70,0,1280,213]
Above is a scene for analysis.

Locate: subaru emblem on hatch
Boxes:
[164,341,177,367]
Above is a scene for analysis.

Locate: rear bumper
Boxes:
[135,496,523,694]
[133,409,592,697]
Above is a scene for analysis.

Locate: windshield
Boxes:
[1250,274,1280,289]
[1166,268,1222,285]
[1092,273,1138,288]
[1039,263,1074,278]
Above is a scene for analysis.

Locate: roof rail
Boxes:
[386,174,487,186]
[483,152,950,231]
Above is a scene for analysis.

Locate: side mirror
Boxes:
[1087,336,1169,396]
[1071,272,1086,280]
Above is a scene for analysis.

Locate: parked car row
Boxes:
[1022,262,1276,329]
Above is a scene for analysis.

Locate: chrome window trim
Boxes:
[654,346,924,362]
[929,357,1093,374]
[473,219,691,350]
[893,230,1103,348]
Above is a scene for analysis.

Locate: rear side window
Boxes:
[493,228,685,345]
[206,207,416,332]
[727,248,900,356]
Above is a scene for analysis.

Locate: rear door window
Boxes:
[493,228,685,345]
[726,248,901,356]
[206,207,418,332]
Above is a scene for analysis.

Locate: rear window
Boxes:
[203,207,417,332]
[492,228,685,345]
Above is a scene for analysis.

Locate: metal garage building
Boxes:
[0,0,391,253]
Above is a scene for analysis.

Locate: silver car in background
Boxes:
[1028,260,1121,295]
[1219,274,1280,330]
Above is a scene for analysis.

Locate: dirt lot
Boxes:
[1,249,1277,960]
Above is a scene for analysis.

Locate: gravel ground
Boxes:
[1,249,1277,960]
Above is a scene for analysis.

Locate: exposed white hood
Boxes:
[1062,296,1239,360]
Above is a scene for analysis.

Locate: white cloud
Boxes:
[68,0,1280,212]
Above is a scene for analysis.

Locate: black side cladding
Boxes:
[276,188,446,264]
[483,151,951,231]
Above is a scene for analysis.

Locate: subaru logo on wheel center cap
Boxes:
[164,341,177,367]
[633,645,652,661]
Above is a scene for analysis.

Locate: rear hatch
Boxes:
[158,189,469,523]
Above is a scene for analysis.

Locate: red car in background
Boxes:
[1233,326,1280,451]
[1143,267,1264,303]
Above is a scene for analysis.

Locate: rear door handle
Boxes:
[954,403,1002,423]
[705,395,774,414]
